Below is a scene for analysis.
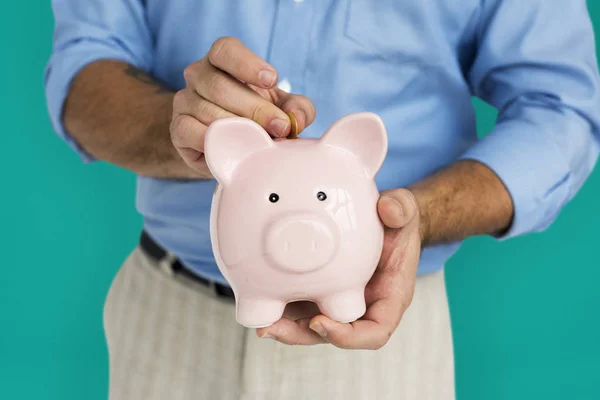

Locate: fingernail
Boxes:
[261,332,276,340]
[270,118,289,137]
[259,69,276,87]
[310,322,327,337]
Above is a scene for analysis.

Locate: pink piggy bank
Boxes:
[204,112,388,328]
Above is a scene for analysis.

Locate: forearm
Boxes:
[409,160,514,247]
[63,59,204,178]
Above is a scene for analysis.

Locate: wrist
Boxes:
[409,187,431,247]
[128,94,207,179]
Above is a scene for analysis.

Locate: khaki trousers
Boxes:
[103,247,455,400]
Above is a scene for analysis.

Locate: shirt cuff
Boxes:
[457,120,572,240]
[44,40,141,163]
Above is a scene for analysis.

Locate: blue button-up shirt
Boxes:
[45,0,600,284]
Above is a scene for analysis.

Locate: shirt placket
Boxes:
[267,0,315,96]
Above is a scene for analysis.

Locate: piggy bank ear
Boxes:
[204,117,274,184]
[320,112,388,178]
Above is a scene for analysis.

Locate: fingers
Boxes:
[308,289,409,350]
[255,285,411,349]
[170,113,208,170]
[185,61,291,137]
[207,37,277,89]
[256,318,328,345]
[182,37,317,138]
[378,189,419,229]
[255,265,416,350]
[309,317,390,350]
[254,301,323,345]
[259,299,405,350]
[275,90,316,134]
[309,268,411,351]
[173,89,235,126]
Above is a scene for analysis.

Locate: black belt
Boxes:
[139,230,235,300]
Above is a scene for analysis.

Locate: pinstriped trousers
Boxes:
[103,247,455,400]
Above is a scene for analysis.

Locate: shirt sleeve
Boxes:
[459,0,600,239]
[44,0,154,162]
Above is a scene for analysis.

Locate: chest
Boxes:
[144,0,480,89]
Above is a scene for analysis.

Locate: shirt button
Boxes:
[277,78,292,93]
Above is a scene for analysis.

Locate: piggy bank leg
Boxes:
[318,290,366,323]
[236,297,286,328]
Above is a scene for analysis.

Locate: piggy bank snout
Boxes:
[265,215,337,273]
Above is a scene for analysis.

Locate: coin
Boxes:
[286,111,299,139]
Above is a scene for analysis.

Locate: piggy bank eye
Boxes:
[316,191,327,201]
[269,193,279,203]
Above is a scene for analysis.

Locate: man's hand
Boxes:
[170,36,316,173]
[255,189,421,350]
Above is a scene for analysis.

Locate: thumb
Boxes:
[377,189,418,229]
[274,90,316,134]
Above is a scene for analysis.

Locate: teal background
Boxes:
[1,2,600,399]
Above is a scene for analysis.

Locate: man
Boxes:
[45,0,600,399]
